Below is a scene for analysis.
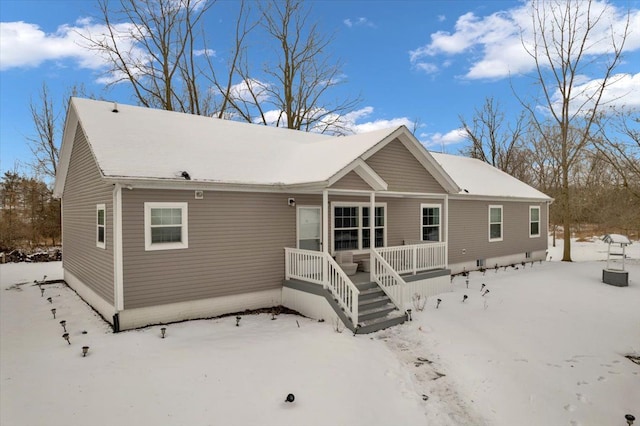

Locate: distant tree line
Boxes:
[0,171,60,250]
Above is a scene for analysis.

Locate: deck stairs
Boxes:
[330,281,406,334]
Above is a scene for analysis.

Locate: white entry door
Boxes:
[297,206,322,251]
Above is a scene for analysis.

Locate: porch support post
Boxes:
[369,191,375,281]
[444,194,449,267]
[322,189,329,288]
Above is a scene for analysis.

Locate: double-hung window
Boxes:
[489,205,503,242]
[144,202,189,251]
[333,203,385,252]
[96,204,106,249]
[421,204,441,241]
[529,206,540,237]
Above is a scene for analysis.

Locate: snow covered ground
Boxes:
[1,238,638,426]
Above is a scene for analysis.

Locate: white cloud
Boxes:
[421,128,466,149]
[437,15,446,22]
[343,17,376,28]
[414,62,438,74]
[194,48,215,57]
[227,78,271,104]
[410,1,640,80]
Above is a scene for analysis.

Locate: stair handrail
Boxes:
[325,254,359,328]
[371,249,406,310]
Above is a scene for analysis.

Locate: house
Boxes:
[53,98,551,333]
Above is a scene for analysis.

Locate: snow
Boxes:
[431,152,552,200]
[2,238,638,426]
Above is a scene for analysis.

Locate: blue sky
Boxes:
[1,0,639,179]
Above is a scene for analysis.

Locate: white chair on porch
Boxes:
[335,251,358,276]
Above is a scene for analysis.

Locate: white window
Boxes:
[421,204,441,242]
[96,204,106,249]
[332,203,385,252]
[144,202,188,251]
[489,205,503,242]
[529,206,540,238]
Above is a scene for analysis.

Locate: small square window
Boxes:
[145,202,188,251]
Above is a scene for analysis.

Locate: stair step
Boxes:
[359,287,385,300]
[357,312,407,334]
[358,295,390,310]
[355,281,378,291]
[358,304,396,322]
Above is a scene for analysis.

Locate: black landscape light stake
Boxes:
[406,309,412,321]
[480,283,486,292]
[353,324,361,336]
[82,346,89,357]
[62,333,70,345]
[482,289,490,297]
[462,295,468,303]
[436,298,442,309]
[51,308,56,319]
[494,264,498,273]
[465,278,469,289]
[236,316,241,327]
[521,261,526,268]
[285,393,295,403]
[40,287,45,297]
[47,297,52,304]
[60,320,67,332]
[271,312,277,320]
[160,327,166,338]
[625,414,635,426]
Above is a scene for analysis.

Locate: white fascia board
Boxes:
[448,193,553,203]
[359,126,460,194]
[104,177,330,193]
[53,99,78,198]
[326,158,388,191]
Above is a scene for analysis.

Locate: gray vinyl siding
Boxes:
[121,190,301,309]
[366,139,445,193]
[448,199,548,265]
[330,171,372,190]
[61,126,114,304]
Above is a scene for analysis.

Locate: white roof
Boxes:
[602,234,632,245]
[55,98,549,202]
[431,152,551,200]
[66,98,395,186]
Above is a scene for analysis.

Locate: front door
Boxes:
[297,206,322,251]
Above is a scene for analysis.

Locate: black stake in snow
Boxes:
[40,287,45,297]
[82,346,89,357]
[480,283,485,292]
[406,309,412,321]
[462,295,468,303]
[236,316,241,327]
[494,264,498,273]
[60,320,66,332]
[62,333,70,345]
[47,297,52,304]
[482,289,490,297]
[51,308,56,319]
[161,327,166,338]
[436,298,442,309]
[625,414,635,426]
[285,393,295,403]
[465,279,469,289]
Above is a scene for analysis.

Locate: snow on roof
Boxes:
[71,98,396,186]
[431,152,552,200]
[602,234,632,245]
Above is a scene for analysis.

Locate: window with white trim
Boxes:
[144,202,188,251]
[96,204,106,249]
[421,204,441,241]
[529,206,540,237]
[489,205,503,242]
[333,203,385,252]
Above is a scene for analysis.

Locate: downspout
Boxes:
[112,183,124,332]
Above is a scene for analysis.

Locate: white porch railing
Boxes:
[376,242,447,274]
[370,249,405,310]
[284,248,359,327]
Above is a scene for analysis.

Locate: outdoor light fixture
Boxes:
[62,333,70,345]
[60,320,66,332]
[285,393,295,403]
[82,346,89,357]
[51,308,56,319]
[465,279,469,289]
[436,299,442,309]
[626,414,635,426]
[40,287,45,297]
[47,297,52,304]
[160,327,166,338]
[236,316,241,327]
[463,295,468,302]
[481,283,486,292]
[482,289,490,296]
[406,309,412,321]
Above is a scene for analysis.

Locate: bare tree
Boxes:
[459,97,530,182]
[521,0,630,261]
[227,0,360,134]
[85,0,217,115]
